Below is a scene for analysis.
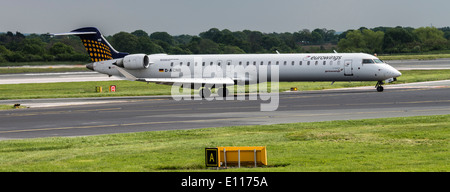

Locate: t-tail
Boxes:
[52,27,128,62]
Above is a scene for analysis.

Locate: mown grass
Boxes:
[0,105,27,110]
[1,69,449,100]
[379,54,450,60]
[0,115,448,172]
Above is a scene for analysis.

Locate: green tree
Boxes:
[110,32,139,53]
[150,32,174,45]
[362,29,384,54]
[337,29,384,53]
[0,45,12,62]
[413,27,447,51]
[221,45,245,54]
[49,42,74,55]
[137,36,164,54]
[131,30,149,38]
[337,30,365,52]
[383,27,415,53]
[199,28,223,43]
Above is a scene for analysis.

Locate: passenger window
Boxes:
[299,61,302,65]
[315,61,318,65]
[187,62,190,66]
[323,61,326,65]
[307,61,310,65]
[292,61,295,65]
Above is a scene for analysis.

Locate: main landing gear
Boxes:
[199,87,211,98]
[375,81,384,92]
[199,86,229,98]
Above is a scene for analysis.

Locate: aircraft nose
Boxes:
[393,69,402,78]
[86,63,94,71]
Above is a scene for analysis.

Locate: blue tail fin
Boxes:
[54,27,128,62]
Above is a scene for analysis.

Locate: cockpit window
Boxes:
[374,59,383,63]
[362,59,374,64]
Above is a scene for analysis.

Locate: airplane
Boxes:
[52,27,402,97]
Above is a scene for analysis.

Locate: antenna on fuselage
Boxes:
[333,50,338,54]
[276,50,280,54]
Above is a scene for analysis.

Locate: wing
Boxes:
[116,67,235,86]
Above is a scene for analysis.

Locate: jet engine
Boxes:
[115,54,149,69]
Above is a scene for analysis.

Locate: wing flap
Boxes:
[139,77,235,85]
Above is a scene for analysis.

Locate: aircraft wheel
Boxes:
[217,87,229,97]
[200,88,211,98]
[377,86,384,92]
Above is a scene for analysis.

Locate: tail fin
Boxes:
[53,27,128,62]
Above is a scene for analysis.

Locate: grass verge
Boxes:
[379,54,450,60]
[0,115,448,172]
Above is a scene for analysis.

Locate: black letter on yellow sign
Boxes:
[205,148,218,167]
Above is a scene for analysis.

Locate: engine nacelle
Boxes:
[116,54,149,69]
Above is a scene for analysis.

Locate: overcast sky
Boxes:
[1,0,449,36]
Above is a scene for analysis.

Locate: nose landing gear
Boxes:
[375,81,384,92]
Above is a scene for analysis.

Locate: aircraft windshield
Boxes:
[362,59,374,64]
[374,59,383,63]
[363,59,384,64]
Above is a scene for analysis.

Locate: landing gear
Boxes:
[217,87,229,97]
[198,86,230,98]
[375,81,384,92]
[199,88,211,98]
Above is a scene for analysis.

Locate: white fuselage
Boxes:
[92,53,401,84]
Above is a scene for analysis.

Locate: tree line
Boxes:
[2,26,450,63]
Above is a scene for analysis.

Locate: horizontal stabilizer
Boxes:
[51,32,97,36]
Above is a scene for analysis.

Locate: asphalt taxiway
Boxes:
[0,83,449,140]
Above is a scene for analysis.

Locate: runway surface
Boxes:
[1,84,449,140]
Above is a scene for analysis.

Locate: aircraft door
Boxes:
[217,60,223,78]
[225,60,233,78]
[344,59,353,76]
